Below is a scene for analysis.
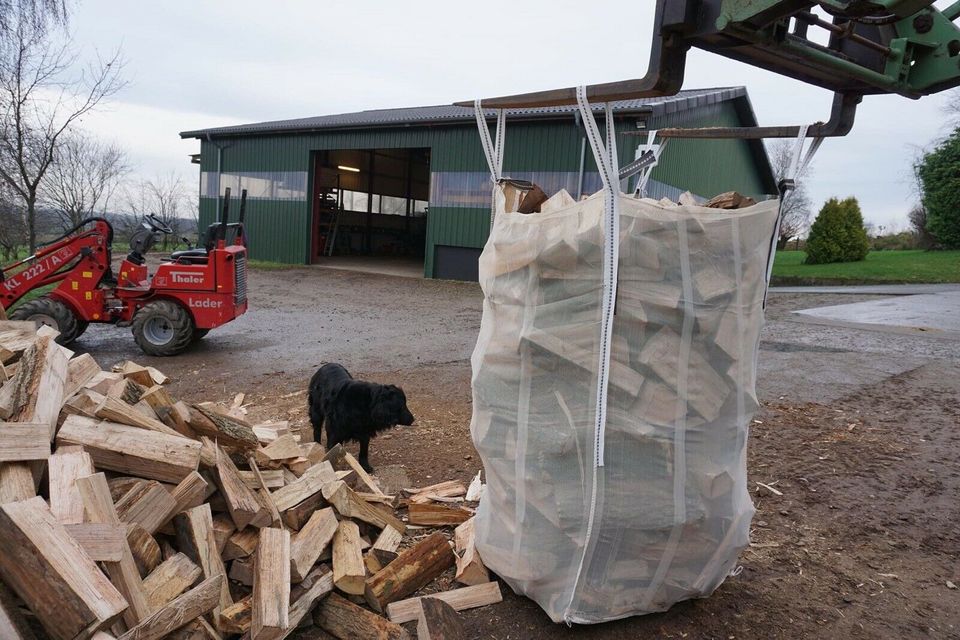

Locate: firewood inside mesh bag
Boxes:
[470,186,779,623]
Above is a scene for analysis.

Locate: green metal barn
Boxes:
[180,87,775,280]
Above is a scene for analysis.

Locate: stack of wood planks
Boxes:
[0,321,501,640]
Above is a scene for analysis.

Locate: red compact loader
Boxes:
[0,188,249,356]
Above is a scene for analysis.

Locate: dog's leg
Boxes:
[312,414,325,447]
[358,436,373,473]
[325,424,341,452]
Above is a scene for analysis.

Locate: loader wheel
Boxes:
[192,328,210,342]
[131,300,194,357]
[10,297,81,345]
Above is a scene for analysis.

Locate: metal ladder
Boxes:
[316,174,342,257]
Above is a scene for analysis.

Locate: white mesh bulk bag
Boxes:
[468,91,802,624]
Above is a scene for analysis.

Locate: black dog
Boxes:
[308,363,414,473]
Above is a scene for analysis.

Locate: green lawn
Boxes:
[772,250,960,284]
[247,259,299,270]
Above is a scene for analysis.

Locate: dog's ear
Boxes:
[370,386,399,426]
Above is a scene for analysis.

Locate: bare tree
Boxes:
[766,139,814,249]
[908,205,937,249]
[41,131,129,230]
[0,0,67,40]
[0,180,27,260]
[0,6,125,251]
[942,89,960,128]
[122,173,190,250]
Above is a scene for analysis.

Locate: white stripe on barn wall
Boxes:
[200,171,309,201]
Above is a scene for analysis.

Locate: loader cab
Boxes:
[168,188,247,265]
[126,215,175,266]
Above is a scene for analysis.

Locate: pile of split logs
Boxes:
[0,321,501,640]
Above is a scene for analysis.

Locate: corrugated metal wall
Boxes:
[196,100,771,275]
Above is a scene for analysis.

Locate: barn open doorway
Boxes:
[311,148,430,276]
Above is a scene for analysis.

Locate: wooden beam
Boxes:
[323,480,406,534]
[384,582,503,624]
[127,523,162,577]
[76,472,152,626]
[115,361,155,388]
[453,517,489,586]
[364,531,456,612]
[252,528,290,640]
[238,469,284,489]
[63,523,126,562]
[218,595,252,635]
[407,503,472,527]
[0,462,35,502]
[57,415,202,483]
[271,461,336,512]
[364,525,402,574]
[342,451,385,496]
[406,480,466,504]
[140,386,194,438]
[231,565,332,640]
[321,443,345,466]
[61,389,104,419]
[278,566,333,639]
[83,371,122,395]
[0,496,127,640]
[115,480,177,535]
[228,555,255,586]
[0,335,69,437]
[94,395,183,438]
[213,445,270,530]
[0,422,49,461]
[174,504,233,629]
[257,434,302,462]
[48,445,95,524]
[0,580,38,640]
[116,575,223,640]
[246,455,282,526]
[211,513,236,553]
[140,385,188,438]
[314,593,410,640]
[279,491,325,531]
[289,506,337,582]
[223,527,260,561]
[417,597,466,640]
[106,377,148,405]
[164,471,209,524]
[332,519,366,595]
[142,552,202,611]
[64,353,102,400]
[189,405,259,451]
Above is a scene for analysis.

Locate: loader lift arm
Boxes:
[462,0,960,136]
[0,219,112,311]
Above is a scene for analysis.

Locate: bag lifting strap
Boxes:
[763,125,824,307]
[575,86,620,469]
[473,100,506,226]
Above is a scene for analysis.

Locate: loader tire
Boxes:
[131,300,194,357]
[192,328,210,342]
[10,296,81,345]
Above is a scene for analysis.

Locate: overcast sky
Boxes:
[70,0,955,231]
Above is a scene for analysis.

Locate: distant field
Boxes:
[772,250,960,284]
